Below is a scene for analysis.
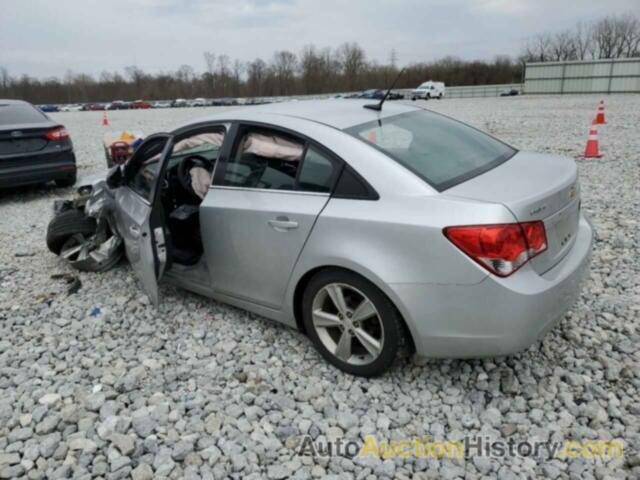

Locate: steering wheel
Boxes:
[176,154,212,194]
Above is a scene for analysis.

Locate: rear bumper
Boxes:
[391,213,594,358]
[0,150,76,189]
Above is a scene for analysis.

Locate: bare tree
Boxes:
[550,30,577,61]
[216,54,231,96]
[272,50,297,95]
[573,22,595,60]
[203,51,216,93]
[618,16,640,57]
[0,67,9,90]
[246,58,267,97]
[338,42,366,90]
[232,59,243,96]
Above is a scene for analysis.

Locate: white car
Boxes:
[411,81,445,100]
[59,104,83,112]
[189,98,207,107]
[153,101,172,109]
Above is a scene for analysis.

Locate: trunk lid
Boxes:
[0,124,57,157]
[444,151,580,274]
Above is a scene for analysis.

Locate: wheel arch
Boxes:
[291,264,416,353]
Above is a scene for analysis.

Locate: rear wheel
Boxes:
[302,269,404,377]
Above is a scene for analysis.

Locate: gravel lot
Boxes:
[0,95,638,479]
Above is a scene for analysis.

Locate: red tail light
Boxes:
[45,127,69,141]
[443,221,547,277]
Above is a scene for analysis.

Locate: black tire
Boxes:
[55,174,77,188]
[47,209,122,272]
[302,268,404,377]
[46,209,97,255]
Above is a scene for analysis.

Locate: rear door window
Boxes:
[222,126,338,193]
[224,128,304,190]
[297,146,335,193]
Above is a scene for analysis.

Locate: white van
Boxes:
[411,81,445,100]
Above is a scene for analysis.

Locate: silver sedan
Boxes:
[47,99,593,376]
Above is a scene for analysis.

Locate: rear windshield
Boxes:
[0,103,48,126]
[345,110,516,191]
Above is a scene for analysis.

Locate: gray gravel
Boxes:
[0,96,638,479]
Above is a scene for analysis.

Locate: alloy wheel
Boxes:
[60,228,120,269]
[311,283,384,366]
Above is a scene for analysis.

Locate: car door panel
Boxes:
[113,133,172,305]
[200,187,329,309]
[114,188,164,304]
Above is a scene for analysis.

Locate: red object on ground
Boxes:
[109,141,133,165]
[584,124,603,158]
[595,100,606,124]
[101,112,109,126]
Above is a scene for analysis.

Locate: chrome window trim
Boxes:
[209,185,330,197]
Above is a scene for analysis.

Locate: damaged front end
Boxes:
[48,172,124,272]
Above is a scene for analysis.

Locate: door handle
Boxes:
[268,217,299,232]
[129,225,141,238]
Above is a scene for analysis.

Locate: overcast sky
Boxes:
[0,0,636,78]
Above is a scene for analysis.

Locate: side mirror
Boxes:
[106,166,124,189]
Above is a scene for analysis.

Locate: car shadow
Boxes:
[0,182,73,205]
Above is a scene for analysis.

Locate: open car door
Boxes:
[114,133,173,306]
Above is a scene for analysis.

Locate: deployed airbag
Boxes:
[241,133,303,161]
[190,166,211,199]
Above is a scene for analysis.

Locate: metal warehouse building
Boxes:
[524,58,640,94]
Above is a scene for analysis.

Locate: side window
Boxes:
[297,146,335,193]
[224,128,304,190]
[127,136,170,201]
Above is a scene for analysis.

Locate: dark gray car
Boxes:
[0,99,76,189]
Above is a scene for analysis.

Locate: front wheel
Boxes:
[302,269,404,377]
[47,209,122,272]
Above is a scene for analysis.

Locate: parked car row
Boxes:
[37,97,248,112]
[340,90,405,100]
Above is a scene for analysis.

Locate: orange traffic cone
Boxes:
[595,100,606,124]
[101,112,109,126]
[584,124,602,158]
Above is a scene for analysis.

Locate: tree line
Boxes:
[521,14,640,62]
[0,47,522,105]
[0,13,637,105]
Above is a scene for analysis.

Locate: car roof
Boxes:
[192,99,420,130]
[0,99,32,106]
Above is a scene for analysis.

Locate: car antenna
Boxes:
[364,68,405,112]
